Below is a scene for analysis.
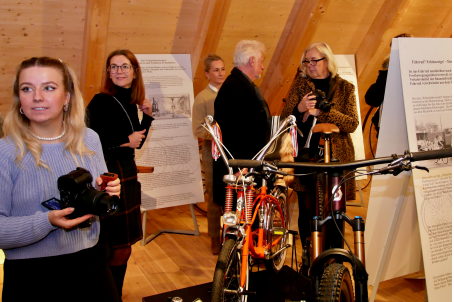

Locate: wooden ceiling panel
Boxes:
[215,0,297,87]
[0,0,86,117]
[313,0,386,54]
[106,0,203,54]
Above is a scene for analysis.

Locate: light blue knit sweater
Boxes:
[0,128,107,260]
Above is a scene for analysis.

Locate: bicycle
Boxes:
[203,115,298,302]
[228,143,451,301]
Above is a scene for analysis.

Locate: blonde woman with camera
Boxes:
[280,42,359,276]
[0,57,121,302]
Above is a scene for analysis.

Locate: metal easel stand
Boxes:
[346,179,366,207]
[140,204,200,246]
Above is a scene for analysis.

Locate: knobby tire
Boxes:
[317,263,355,302]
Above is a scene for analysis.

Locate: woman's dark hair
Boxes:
[102,49,145,105]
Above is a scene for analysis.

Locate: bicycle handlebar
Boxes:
[229,159,263,169]
[228,149,452,172]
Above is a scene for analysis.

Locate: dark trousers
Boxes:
[2,240,120,302]
[297,186,316,249]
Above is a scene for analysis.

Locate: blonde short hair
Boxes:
[233,40,265,67]
[299,42,337,78]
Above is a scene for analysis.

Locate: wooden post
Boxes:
[259,0,331,116]
[80,0,112,105]
[192,0,232,97]
[355,0,413,79]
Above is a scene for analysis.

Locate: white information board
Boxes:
[398,38,452,301]
[135,54,204,210]
[366,38,452,302]
[334,54,365,161]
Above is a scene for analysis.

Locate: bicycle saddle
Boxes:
[313,123,340,134]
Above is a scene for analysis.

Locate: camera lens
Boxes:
[78,190,119,216]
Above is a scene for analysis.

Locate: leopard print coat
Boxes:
[281,74,359,201]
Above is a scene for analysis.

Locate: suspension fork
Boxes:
[311,214,366,266]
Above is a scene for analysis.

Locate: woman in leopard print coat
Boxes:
[280,42,359,270]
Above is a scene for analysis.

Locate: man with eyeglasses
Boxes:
[212,40,271,208]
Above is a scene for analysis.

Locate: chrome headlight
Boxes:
[223,212,238,226]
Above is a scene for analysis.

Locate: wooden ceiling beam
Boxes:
[356,0,414,80]
[432,8,452,38]
[192,0,232,96]
[260,0,331,116]
[80,0,112,105]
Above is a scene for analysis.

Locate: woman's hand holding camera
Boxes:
[95,176,121,197]
[120,129,146,148]
[48,208,94,229]
[297,92,317,113]
[48,177,121,229]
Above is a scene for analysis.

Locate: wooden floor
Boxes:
[0,181,427,301]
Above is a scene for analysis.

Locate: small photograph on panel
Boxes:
[150,94,191,120]
[414,113,452,167]
[415,114,452,152]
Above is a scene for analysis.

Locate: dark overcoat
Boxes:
[212,67,270,206]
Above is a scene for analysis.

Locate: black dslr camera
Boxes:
[312,89,331,112]
[58,167,119,224]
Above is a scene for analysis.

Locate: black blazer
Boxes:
[212,67,270,206]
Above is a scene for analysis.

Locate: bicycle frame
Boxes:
[276,147,451,302]
[204,115,296,295]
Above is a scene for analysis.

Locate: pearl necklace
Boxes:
[30,125,66,141]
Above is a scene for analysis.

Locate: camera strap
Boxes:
[112,96,135,134]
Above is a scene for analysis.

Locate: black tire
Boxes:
[265,190,288,273]
[317,263,355,302]
[212,238,249,302]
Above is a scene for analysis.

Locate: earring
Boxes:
[63,104,69,112]
[20,107,24,114]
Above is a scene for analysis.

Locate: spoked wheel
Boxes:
[317,263,354,302]
[212,238,249,302]
[265,190,288,273]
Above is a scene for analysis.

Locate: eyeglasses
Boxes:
[109,64,133,73]
[302,57,326,67]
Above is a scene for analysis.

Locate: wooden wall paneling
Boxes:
[310,0,386,54]
[189,0,217,79]
[432,8,452,38]
[356,0,452,158]
[214,0,297,90]
[106,0,203,55]
[192,0,233,96]
[80,0,112,105]
[0,0,86,117]
[169,0,205,55]
[260,0,332,115]
[355,0,413,158]
[355,0,414,79]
